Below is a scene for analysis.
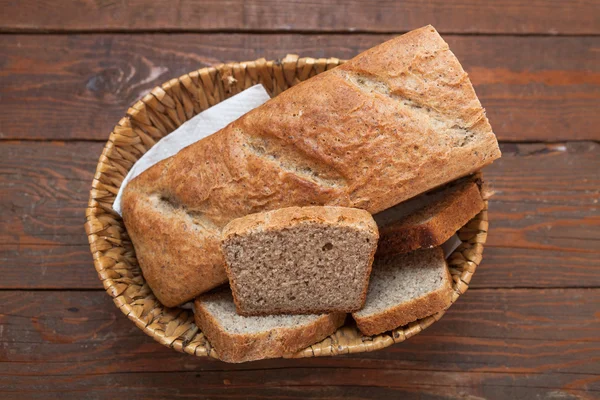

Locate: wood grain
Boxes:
[485,142,600,253]
[1,34,598,141]
[472,247,600,289]
[0,289,598,399]
[1,141,598,289]
[1,372,596,400]
[0,244,96,289]
[0,141,99,246]
[1,0,598,34]
[1,4,598,397]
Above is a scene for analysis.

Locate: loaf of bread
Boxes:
[122,25,501,307]
[352,247,453,336]
[221,206,378,316]
[194,289,345,363]
[375,175,484,255]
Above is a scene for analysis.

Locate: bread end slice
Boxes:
[194,289,346,363]
[352,247,453,336]
[375,178,484,256]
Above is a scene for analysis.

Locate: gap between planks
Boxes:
[5,367,599,379]
[1,29,600,37]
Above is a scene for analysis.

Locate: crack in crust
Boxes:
[341,70,480,148]
[243,132,347,188]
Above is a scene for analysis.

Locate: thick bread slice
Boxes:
[193,289,345,363]
[374,176,484,255]
[221,206,379,316]
[122,25,501,306]
[352,247,453,336]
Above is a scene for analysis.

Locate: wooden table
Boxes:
[1,1,599,398]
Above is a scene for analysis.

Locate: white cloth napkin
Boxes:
[113,84,271,215]
[442,234,462,259]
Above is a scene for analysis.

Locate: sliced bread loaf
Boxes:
[221,206,379,316]
[122,25,501,307]
[352,247,453,336]
[194,289,345,363]
[374,177,484,256]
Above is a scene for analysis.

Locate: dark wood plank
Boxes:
[2,289,598,359]
[472,247,600,289]
[1,373,596,400]
[1,0,598,34]
[1,141,598,289]
[0,290,598,399]
[0,141,99,246]
[1,34,598,141]
[485,142,600,253]
[0,244,97,289]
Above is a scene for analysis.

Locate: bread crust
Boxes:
[122,25,501,307]
[353,248,454,336]
[221,206,379,316]
[194,296,346,363]
[377,180,484,256]
[221,205,379,240]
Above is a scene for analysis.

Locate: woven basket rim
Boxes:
[85,55,488,361]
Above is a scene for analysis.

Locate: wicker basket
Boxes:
[85,55,488,360]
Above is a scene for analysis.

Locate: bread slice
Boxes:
[221,206,379,316]
[374,177,484,256]
[194,289,345,363]
[352,247,453,336]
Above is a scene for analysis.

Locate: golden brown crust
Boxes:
[222,206,379,241]
[222,206,379,316]
[377,181,485,256]
[353,261,454,336]
[193,298,346,363]
[122,25,500,306]
[121,184,227,307]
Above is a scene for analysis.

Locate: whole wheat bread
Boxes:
[374,175,484,255]
[194,289,345,363]
[122,25,501,307]
[221,206,379,316]
[352,247,453,336]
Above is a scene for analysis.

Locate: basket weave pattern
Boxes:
[85,55,488,359]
